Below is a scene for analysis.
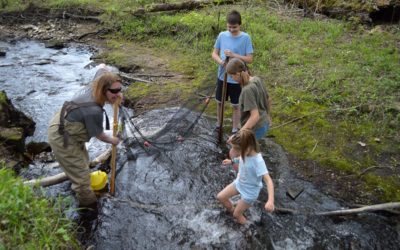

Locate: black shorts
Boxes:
[215,79,241,105]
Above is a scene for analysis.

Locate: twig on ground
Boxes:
[316,202,400,216]
[271,106,359,130]
[358,165,394,177]
[120,72,153,84]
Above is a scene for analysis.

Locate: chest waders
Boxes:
[48,101,110,207]
[58,101,110,147]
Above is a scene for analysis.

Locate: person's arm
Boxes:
[212,48,225,66]
[241,108,259,130]
[96,132,119,146]
[263,174,275,212]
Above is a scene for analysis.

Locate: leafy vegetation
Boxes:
[0,167,79,249]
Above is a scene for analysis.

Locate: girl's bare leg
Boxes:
[233,199,251,224]
[217,183,238,213]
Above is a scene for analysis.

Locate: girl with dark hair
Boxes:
[226,57,272,140]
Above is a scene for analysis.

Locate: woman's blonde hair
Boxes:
[92,72,121,105]
[226,58,250,87]
[230,128,260,162]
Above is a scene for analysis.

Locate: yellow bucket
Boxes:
[90,170,108,191]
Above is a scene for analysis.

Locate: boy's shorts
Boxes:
[215,79,241,106]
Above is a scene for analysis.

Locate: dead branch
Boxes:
[347,203,400,215]
[120,72,153,84]
[274,207,297,214]
[316,202,400,216]
[271,106,359,130]
[61,11,102,23]
[24,149,111,187]
[358,166,393,177]
[132,73,175,77]
[77,28,110,40]
[132,0,238,16]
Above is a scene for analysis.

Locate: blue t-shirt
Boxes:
[235,153,268,201]
[214,31,254,83]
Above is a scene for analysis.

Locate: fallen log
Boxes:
[316,202,400,216]
[120,72,153,84]
[24,149,112,187]
[132,0,238,16]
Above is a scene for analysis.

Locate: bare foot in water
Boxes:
[235,214,247,224]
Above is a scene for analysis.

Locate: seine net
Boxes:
[119,75,220,157]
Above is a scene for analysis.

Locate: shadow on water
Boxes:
[2,40,399,249]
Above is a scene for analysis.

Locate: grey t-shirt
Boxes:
[65,87,104,138]
[239,76,269,130]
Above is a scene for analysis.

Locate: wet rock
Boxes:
[0,127,24,152]
[21,24,39,32]
[44,39,65,49]
[34,59,54,65]
[0,50,5,57]
[0,91,35,137]
[286,186,305,200]
[26,141,51,156]
[0,91,35,168]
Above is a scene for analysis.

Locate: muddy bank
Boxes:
[285,0,400,23]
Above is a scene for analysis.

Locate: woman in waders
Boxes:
[48,69,122,210]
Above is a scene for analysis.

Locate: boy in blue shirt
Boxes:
[212,10,254,134]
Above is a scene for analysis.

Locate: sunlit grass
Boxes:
[0,167,78,248]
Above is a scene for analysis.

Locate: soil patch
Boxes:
[287,153,385,205]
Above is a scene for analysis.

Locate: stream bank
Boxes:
[0,12,399,249]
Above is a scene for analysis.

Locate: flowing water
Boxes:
[1,40,399,249]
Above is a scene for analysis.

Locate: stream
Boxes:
[1,40,399,249]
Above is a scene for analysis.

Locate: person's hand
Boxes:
[227,134,235,144]
[264,200,275,213]
[110,136,120,146]
[222,159,232,166]
[224,49,233,58]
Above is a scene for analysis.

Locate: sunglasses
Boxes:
[108,88,122,94]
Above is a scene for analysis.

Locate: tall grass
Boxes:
[0,167,78,249]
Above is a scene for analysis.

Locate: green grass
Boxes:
[0,167,79,249]
[109,4,400,201]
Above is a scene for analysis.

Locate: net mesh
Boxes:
[120,75,219,155]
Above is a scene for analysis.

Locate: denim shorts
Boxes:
[234,180,257,205]
[254,123,269,140]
